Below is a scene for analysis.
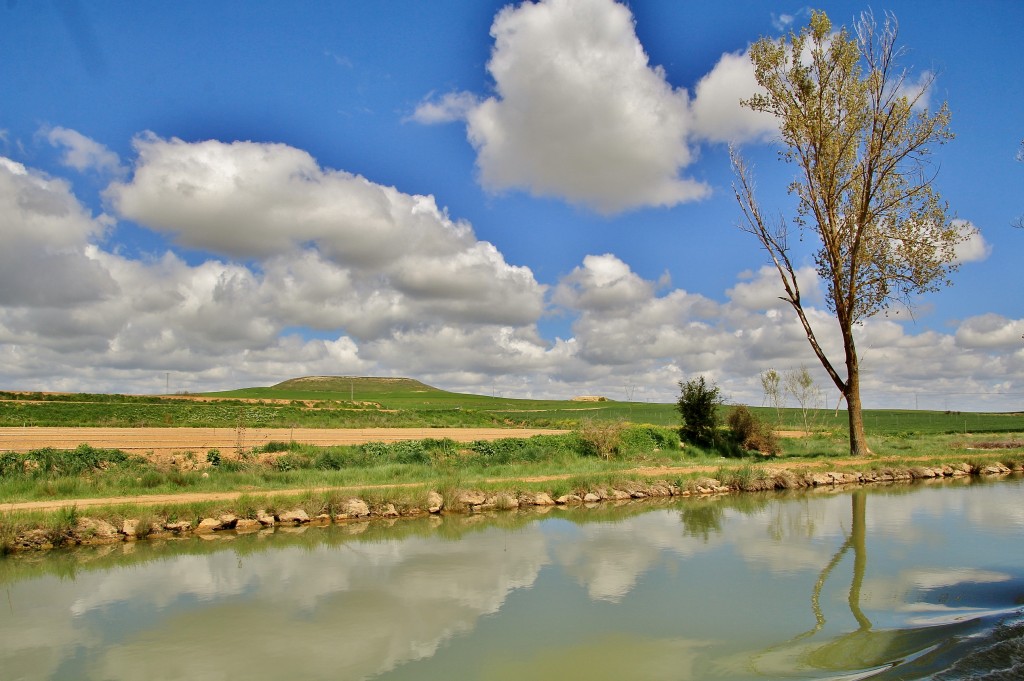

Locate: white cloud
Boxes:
[104,135,546,332]
[0,157,117,308]
[44,126,125,175]
[952,219,990,264]
[2,140,1021,410]
[553,254,657,312]
[690,50,779,144]
[410,91,480,124]
[955,314,1024,350]
[462,0,709,214]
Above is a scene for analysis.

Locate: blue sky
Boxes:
[1,0,1021,410]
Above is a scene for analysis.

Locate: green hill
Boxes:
[270,376,444,396]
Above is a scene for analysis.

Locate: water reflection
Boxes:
[1,477,1022,680]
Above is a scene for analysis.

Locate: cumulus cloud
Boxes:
[951,220,990,264]
[105,134,546,331]
[0,157,117,307]
[44,126,125,175]
[553,254,659,312]
[459,0,709,214]
[955,314,1024,350]
[690,50,779,144]
[2,134,1020,409]
[410,0,799,212]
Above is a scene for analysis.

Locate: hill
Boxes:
[269,376,444,396]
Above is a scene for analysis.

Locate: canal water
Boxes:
[2,476,1022,680]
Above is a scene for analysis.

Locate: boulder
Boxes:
[583,492,601,503]
[380,504,399,518]
[531,492,555,506]
[457,490,487,507]
[341,498,370,518]
[121,518,141,538]
[235,518,261,532]
[277,509,310,525]
[427,491,444,513]
[555,494,582,505]
[195,518,220,534]
[75,518,120,542]
[164,520,192,533]
[256,510,276,526]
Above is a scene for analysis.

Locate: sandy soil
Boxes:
[0,426,570,459]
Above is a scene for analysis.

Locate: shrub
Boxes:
[576,419,626,459]
[618,425,681,456]
[726,406,780,456]
[259,441,302,453]
[273,453,312,472]
[676,377,724,447]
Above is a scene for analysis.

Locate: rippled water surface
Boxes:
[2,477,1023,680]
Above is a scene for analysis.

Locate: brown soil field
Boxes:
[0,426,570,460]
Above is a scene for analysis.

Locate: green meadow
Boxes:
[3,375,1022,435]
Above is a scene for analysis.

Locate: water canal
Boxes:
[2,476,1022,680]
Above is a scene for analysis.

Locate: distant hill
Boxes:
[269,376,445,395]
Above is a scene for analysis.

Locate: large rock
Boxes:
[164,520,192,533]
[75,518,120,542]
[341,498,370,518]
[427,491,444,513]
[277,509,310,525]
[235,518,261,532]
[121,518,141,538]
[196,518,221,534]
[531,492,555,506]
[256,510,276,526]
[457,490,487,507]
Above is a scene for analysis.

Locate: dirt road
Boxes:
[0,426,570,458]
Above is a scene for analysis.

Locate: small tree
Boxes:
[677,376,724,447]
[785,367,822,434]
[732,10,970,456]
[760,368,782,421]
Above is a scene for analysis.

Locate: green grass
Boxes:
[4,377,1022,433]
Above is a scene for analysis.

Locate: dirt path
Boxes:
[0,426,570,458]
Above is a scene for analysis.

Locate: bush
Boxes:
[676,377,724,447]
[576,419,626,459]
[726,406,780,456]
[618,425,681,456]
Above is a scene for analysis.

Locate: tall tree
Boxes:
[731,10,969,456]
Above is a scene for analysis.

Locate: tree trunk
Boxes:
[844,353,872,457]
[843,329,873,457]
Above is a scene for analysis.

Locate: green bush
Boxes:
[618,425,681,455]
[576,420,626,459]
[1,445,137,478]
[677,377,724,447]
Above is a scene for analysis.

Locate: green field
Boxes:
[2,375,1023,435]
